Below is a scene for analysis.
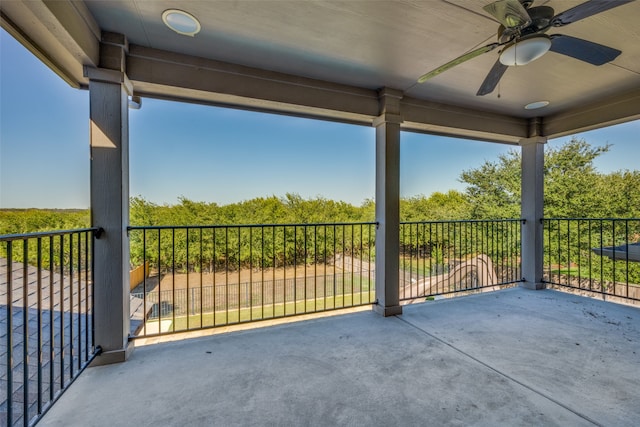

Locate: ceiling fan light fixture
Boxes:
[499,35,552,66]
[162,9,201,37]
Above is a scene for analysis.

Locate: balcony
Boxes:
[2,2,640,425]
[3,219,639,426]
[126,220,522,339]
[39,287,640,426]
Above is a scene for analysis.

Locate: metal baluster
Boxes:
[37,237,43,416]
[6,242,13,427]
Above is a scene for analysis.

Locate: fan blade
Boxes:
[483,0,532,29]
[551,0,634,27]
[476,60,508,96]
[549,34,622,65]
[418,43,500,83]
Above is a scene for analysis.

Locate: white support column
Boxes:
[520,136,546,290]
[86,33,133,364]
[373,89,403,316]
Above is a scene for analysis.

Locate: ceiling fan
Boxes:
[417,0,632,96]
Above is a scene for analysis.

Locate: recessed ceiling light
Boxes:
[524,100,550,110]
[162,9,201,37]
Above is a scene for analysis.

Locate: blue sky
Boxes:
[1,28,638,209]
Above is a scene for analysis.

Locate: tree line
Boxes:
[3,138,638,234]
[2,138,638,283]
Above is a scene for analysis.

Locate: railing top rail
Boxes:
[401,218,524,225]
[543,217,640,221]
[128,221,378,230]
[0,227,100,242]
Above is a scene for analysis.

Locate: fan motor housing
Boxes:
[523,6,555,33]
[498,6,555,42]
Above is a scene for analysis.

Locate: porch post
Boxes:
[86,32,133,364]
[520,136,546,290]
[373,88,403,316]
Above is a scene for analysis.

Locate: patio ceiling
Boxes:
[1,0,639,142]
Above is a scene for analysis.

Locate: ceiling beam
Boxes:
[127,45,529,142]
[543,87,640,139]
[0,0,100,87]
[400,96,528,144]
[127,45,380,126]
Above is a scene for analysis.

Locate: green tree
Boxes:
[401,190,471,221]
[460,149,520,219]
[595,171,640,218]
[543,139,609,218]
[460,138,621,219]
[458,138,640,287]
[0,209,89,234]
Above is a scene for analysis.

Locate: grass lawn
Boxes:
[145,291,376,333]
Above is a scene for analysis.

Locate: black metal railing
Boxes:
[128,223,376,338]
[1,228,99,427]
[399,219,523,301]
[543,218,640,302]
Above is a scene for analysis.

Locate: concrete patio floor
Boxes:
[40,287,640,426]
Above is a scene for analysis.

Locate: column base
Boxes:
[373,304,403,317]
[90,341,134,366]
[520,281,546,290]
